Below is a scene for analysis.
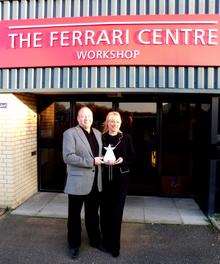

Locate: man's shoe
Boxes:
[99,245,120,257]
[69,247,79,259]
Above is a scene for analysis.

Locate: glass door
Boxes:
[118,102,158,195]
[38,101,71,191]
[38,100,113,192]
[208,97,220,214]
[161,102,211,201]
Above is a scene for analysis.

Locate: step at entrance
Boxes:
[12,193,208,225]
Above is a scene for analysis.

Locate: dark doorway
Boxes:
[37,96,211,208]
[118,103,158,195]
[38,101,113,192]
[160,102,211,208]
[38,101,71,191]
[208,97,220,215]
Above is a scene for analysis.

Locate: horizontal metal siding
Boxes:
[0,0,220,92]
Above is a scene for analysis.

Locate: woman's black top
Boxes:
[102,132,135,175]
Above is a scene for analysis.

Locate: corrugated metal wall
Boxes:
[0,0,220,92]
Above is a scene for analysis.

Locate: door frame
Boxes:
[37,96,161,192]
[37,94,213,201]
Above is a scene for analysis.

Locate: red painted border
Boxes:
[0,14,219,68]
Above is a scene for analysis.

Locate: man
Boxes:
[63,106,103,259]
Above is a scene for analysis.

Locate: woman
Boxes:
[100,111,135,257]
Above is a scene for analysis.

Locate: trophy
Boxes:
[103,144,123,180]
[103,144,116,164]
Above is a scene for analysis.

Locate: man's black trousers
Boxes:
[67,184,101,249]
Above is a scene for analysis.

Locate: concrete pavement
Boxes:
[12,192,208,225]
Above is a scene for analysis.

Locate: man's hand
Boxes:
[105,157,123,165]
[115,157,123,164]
[94,157,103,165]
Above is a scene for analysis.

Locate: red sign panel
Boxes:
[0,14,219,68]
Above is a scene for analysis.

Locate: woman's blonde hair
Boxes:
[103,111,122,133]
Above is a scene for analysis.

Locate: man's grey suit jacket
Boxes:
[63,125,102,195]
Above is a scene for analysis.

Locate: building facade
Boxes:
[0,0,220,215]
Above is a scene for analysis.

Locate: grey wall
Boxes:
[0,0,220,92]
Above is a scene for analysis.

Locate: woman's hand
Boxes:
[114,157,123,164]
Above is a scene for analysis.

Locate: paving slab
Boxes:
[174,198,201,210]
[12,192,209,225]
[174,198,208,225]
[144,207,183,224]
[38,194,68,218]
[143,196,183,224]
[123,196,145,222]
[144,196,176,208]
[178,209,208,225]
[11,192,57,216]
